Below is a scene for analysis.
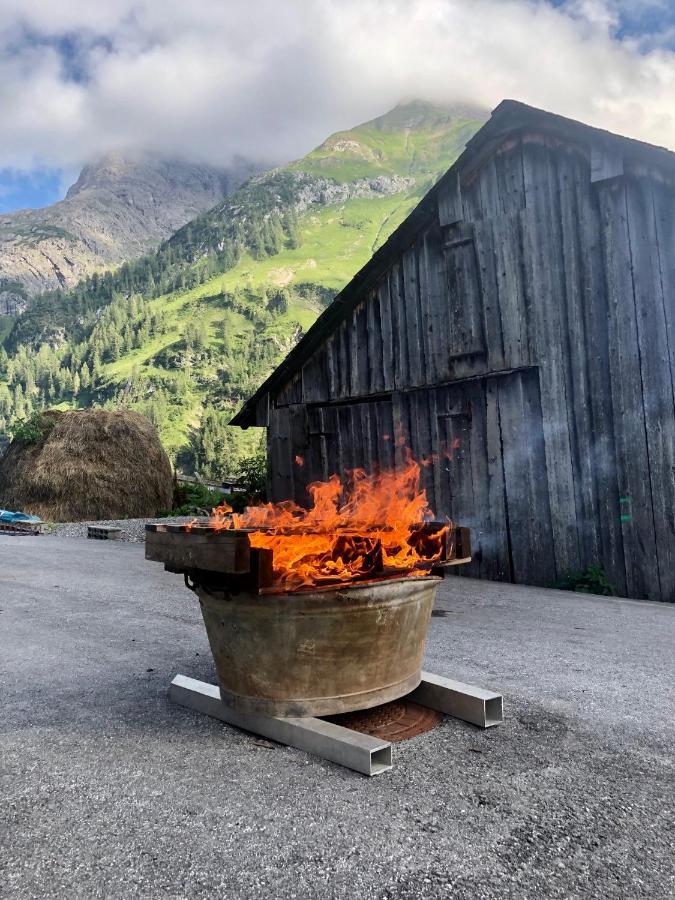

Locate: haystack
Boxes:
[0,409,173,522]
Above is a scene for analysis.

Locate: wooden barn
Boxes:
[233,101,675,602]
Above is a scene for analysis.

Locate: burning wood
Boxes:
[146,457,471,593]
[209,457,458,590]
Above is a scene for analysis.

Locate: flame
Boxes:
[210,456,450,591]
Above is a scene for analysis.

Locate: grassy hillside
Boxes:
[0,101,484,478]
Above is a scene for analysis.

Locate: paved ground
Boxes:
[1,535,673,900]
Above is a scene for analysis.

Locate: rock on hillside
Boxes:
[0,153,256,306]
[170,99,487,263]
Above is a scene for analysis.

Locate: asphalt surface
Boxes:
[1,535,673,900]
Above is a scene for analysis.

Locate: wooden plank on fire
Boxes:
[145,524,251,574]
[451,525,471,560]
[430,526,472,571]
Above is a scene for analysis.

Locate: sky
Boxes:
[1,0,675,212]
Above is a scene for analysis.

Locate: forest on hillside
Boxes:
[0,102,482,478]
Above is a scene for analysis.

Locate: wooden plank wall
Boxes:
[265,134,675,601]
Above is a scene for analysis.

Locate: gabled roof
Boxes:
[232,99,675,427]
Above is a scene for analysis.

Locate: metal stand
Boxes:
[170,671,503,777]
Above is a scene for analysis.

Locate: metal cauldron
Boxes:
[196,575,441,717]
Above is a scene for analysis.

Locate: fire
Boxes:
[209,457,450,591]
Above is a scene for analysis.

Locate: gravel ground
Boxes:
[1,536,674,900]
[48,516,194,542]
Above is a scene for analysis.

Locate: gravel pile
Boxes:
[48,516,195,542]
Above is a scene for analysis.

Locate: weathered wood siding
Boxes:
[265,132,675,601]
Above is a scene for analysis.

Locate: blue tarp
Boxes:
[0,509,42,523]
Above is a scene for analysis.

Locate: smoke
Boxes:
[0,0,674,173]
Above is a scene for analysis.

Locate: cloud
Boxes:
[0,0,674,174]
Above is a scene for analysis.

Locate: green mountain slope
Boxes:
[0,101,485,477]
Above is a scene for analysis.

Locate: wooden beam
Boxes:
[145,525,251,575]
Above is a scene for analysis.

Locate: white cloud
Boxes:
[0,0,674,173]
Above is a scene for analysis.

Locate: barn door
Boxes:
[434,368,555,585]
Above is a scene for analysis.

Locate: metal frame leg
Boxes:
[170,674,393,776]
[410,671,503,727]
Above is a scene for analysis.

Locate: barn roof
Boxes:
[232,99,675,427]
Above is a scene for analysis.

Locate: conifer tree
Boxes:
[79,362,91,390]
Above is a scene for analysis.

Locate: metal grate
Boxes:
[326,700,442,742]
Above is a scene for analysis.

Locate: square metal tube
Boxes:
[170,675,393,776]
[410,671,504,727]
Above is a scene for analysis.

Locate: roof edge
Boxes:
[232,99,675,427]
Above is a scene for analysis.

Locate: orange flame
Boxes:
[210,457,450,591]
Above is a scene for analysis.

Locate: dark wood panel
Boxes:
[348,299,369,396]
[556,150,603,573]
[288,405,310,505]
[494,140,527,215]
[325,333,338,400]
[377,279,395,392]
[473,218,505,370]
[420,225,450,384]
[365,287,385,395]
[337,320,351,399]
[652,181,675,400]
[268,406,293,503]
[484,379,513,581]
[402,245,425,386]
[437,386,477,575]
[473,212,531,371]
[625,174,675,600]
[434,376,520,581]
[438,170,463,226]
[375,399,396,471]
[445,226,486,360]
[389,261,409,390]
[302,347,330,404]
[651,180,675,594]
[597,178,660,600]
[477,157,502,221]
[571,158,627,595]
[496,369,555,584]
[275,373,302,407]
[522,140,581,578]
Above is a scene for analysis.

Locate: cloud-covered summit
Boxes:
[1,0,674,178]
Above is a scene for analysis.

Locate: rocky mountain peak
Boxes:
[0,154,257,301]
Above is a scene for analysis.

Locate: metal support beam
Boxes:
[169,671,503,776]
[170,674,393,776]
[409,671,503,728]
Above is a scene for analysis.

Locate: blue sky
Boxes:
[550,0,675,43]
[0,169,73,214]
[1,0,675,214]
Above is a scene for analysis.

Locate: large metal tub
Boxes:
[196,575,441,717]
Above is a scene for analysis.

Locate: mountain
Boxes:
[0,100,486,475]
[0,154,255,311]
